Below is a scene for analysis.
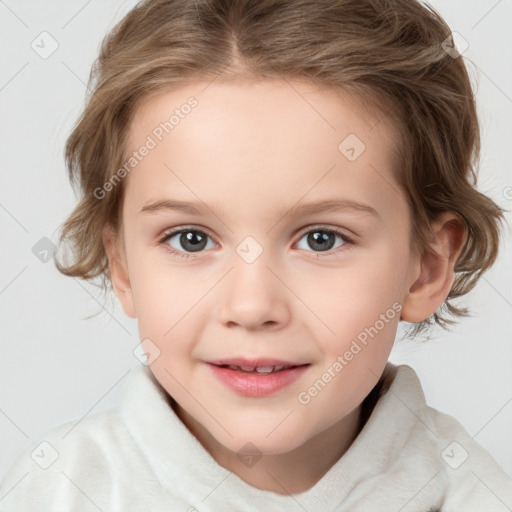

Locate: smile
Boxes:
[207,363,310,397]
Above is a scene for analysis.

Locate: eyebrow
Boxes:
[140,198,380,219]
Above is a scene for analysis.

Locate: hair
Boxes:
[54,0,504,335]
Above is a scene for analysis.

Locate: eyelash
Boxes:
[157,225,355,260]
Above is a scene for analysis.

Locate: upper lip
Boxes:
[207,358,309,368]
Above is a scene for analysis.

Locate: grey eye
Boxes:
[167,230,215,253]
[296,229,346,252]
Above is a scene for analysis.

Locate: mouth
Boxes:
[206,359,310,397]
[213,363,302,374]
[208,357,309,374]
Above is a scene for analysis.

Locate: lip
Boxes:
[206,361,310,397]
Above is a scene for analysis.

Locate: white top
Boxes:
[1,362,511,511]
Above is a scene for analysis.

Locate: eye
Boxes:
[159,227,217,256]
[295,227,352,255]
[158,225,354,259]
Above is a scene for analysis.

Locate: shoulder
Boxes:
[384,364,512,510]
[0,363,198,511]
[0,407,123,510]
[0,364,178,511]
[421,403,512,510]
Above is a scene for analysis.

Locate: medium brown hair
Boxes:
[54,0,504,334]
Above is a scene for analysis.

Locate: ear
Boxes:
[102,224,136,319]
[401,212,466,323]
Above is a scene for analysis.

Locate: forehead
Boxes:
[123,79,404,219]
[128,78,395,152]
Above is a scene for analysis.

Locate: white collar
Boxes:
[119,361,437,509]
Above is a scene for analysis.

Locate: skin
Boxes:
[103,79,465,494]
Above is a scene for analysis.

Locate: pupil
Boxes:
[308,231,334,252]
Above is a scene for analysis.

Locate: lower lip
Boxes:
[207,364,309,397]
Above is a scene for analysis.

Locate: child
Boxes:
[1,0,511,510]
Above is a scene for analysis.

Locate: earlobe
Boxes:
[102,225,137,319]
[401,213,466,323]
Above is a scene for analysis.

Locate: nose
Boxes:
[216,253,291,331]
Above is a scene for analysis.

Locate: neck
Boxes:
[173,400,363,495]
[167,366,395,495]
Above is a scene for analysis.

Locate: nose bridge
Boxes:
[217,237,290,329]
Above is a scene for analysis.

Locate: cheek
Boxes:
[295,266,402,420]
[127,248,189,338]
[304,257,405,339]
[128,253,215,369]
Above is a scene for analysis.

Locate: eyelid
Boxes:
[158,225,218,243]
[175,224,214,235]
[159,224,354,243]
[294,224,355,242]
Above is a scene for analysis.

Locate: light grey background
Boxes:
[1,0,511,482]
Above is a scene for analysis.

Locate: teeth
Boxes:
[255,367,274,374]
[225,364,293,374]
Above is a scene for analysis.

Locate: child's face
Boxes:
[114,79,420,456]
